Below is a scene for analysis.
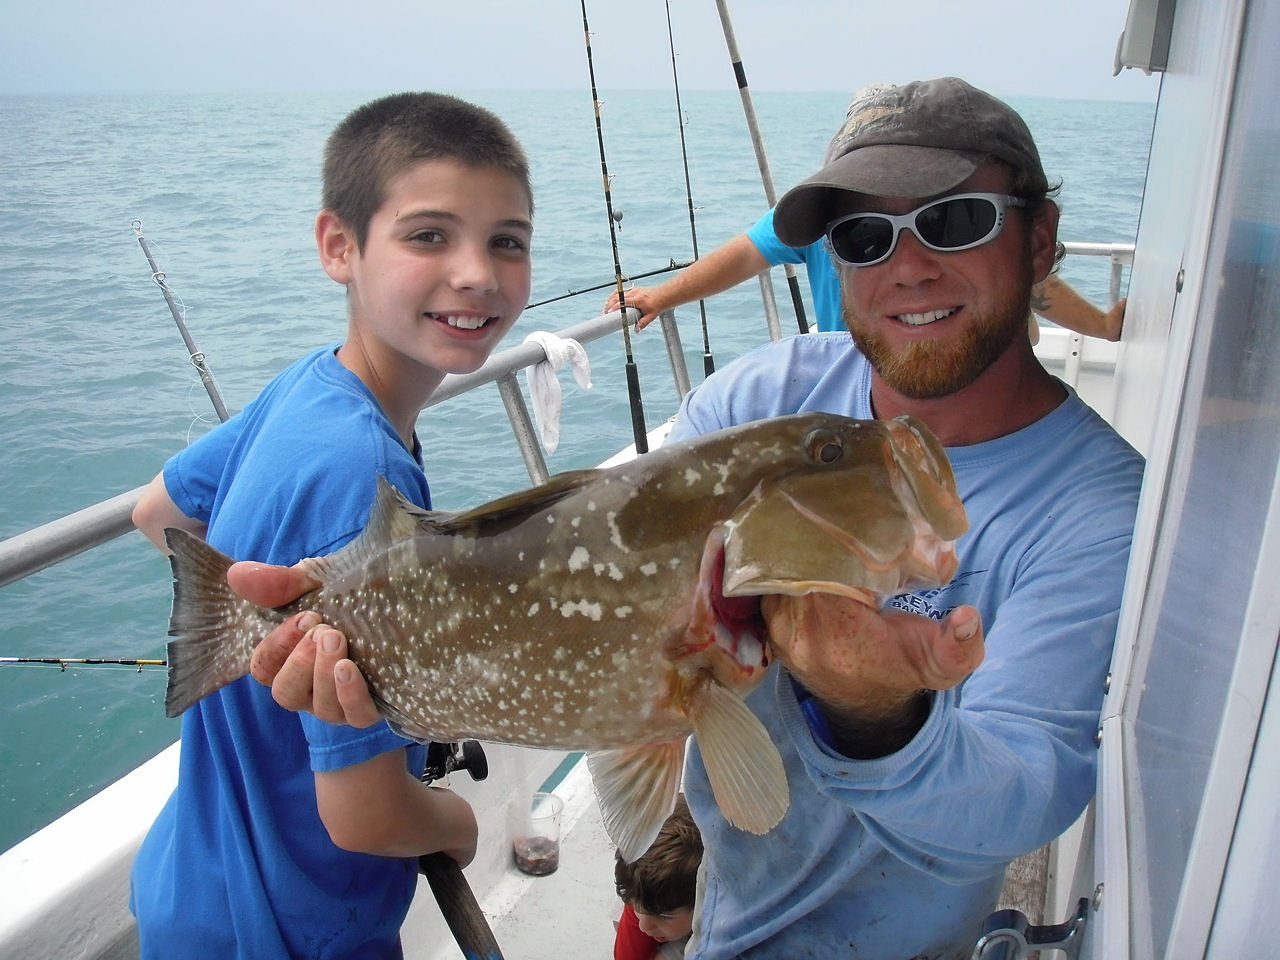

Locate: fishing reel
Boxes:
[421,740,488,784]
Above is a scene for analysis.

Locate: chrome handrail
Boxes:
[1061,240,1134,308]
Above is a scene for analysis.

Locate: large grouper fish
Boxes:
[162,412,967,860]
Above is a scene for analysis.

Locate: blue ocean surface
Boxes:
[0,88,1154,854]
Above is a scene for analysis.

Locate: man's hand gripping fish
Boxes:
[162,413,967,861]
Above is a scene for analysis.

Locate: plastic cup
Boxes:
[508,791,564,876]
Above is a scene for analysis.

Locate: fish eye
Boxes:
[806,429,843,464]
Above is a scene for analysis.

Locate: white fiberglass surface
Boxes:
[1123,0,1280,954]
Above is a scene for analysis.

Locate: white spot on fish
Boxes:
[568,546,590,572]
[507,583,518,594]
[559,600,604,621]
[640,562,658,576]
[684,467,702,485]
[614,605,633,618]
[528,602,540,616]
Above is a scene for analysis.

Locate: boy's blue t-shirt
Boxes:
[130,345,432,960]
[669,333,1145,959]
[746,207,844,332]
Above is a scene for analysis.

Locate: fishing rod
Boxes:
[131,220,231,423]
[664,0,715,377]
[712,0,809,336]
[418,741,505,959]
[0,657,166,672]
[526,259,692,311]
[579,0,649,456]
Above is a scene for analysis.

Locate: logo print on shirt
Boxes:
[888,569,985,621]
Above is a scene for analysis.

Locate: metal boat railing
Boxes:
[0,241,1133,592]
[1058,241,1134,388]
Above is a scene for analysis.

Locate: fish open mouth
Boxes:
[678,527,770,682]
[710,549,767,662]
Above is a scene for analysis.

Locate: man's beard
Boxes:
[843,282,1033,400]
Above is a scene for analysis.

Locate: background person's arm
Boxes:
[605,234,770,329]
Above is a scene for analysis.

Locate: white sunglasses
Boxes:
[825,192,1028,267]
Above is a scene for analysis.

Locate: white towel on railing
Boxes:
[523,331,592,454]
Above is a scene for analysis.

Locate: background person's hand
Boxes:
[603,286,664,329]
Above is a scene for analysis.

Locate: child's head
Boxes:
[316,92,534,396]
[614,794,702,944]
[322,91,532,252]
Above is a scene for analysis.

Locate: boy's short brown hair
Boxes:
[614,794,703,915]
[322,91,532,252]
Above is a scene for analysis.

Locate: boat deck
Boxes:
[413,755,622,960]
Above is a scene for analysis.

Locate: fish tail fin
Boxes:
[688,682,789,836]
[587,742,685,862]
[164,528,281,718]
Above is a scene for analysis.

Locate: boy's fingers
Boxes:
[311,628,348,724]
[268,629,319,711]
[249,611,320,685]
[227,561,320,608]
[334,660,382,728]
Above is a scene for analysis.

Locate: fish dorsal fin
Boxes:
[426,469,602,536]
[587,741,685,862]
[688,681,789,836]
[299,476,428,585]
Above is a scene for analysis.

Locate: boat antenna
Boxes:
[712,0,810,334]
[131,220,231,423]
[579,0,649,455]
[663,0,715,377]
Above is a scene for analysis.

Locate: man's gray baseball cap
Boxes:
[774,77,1048,246]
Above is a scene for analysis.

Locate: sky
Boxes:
[2,0,1157,102]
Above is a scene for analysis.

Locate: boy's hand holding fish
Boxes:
[229,563,378,727]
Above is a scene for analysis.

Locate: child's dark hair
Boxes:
[614,794,703,915]
[322,91,532,252]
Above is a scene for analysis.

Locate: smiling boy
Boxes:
[128,92,532,960]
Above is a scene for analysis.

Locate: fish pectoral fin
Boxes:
[688,681,789,836]
[587,742,685,863]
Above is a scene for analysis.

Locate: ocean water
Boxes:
[0,89,1154,854]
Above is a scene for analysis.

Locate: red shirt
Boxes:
[614,902,661,960]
